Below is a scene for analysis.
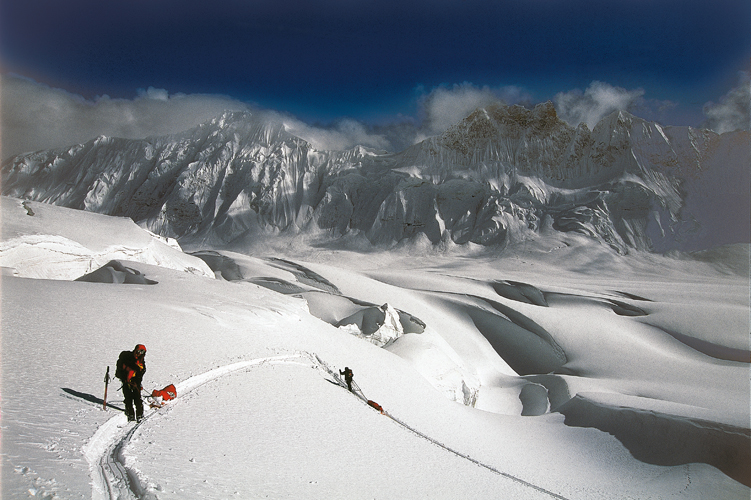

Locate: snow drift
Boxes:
[0,196,213,280]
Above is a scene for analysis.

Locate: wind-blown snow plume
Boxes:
[703,73,751,134]
[281,115,392,152]
[554,81,645,130]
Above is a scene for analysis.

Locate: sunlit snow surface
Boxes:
[1,196,749,499]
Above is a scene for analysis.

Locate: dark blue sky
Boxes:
[1,0,749,126]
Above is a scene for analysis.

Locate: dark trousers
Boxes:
[123,385,143,421]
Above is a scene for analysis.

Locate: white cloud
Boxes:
[554,81,645,129]
[138,86,170,101]
[703,73,751,134]
[0,74,399,157]
[8,74,738,161]
[1,74,250,158]
[280,115,392,152]
[417,82,533,138]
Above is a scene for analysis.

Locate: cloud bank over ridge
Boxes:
[1,75,252,158]
[3,74,749,160]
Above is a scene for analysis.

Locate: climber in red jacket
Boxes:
[116,344,147,422]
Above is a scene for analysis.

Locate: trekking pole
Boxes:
[103,366,110,411]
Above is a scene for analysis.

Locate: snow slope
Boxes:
[1,197,749,499]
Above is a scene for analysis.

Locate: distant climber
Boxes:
[339,366,354,392]
[116,344,147,422]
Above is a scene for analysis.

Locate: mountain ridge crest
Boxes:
[3,104,748,253]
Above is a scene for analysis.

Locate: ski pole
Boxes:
[103,366,110,411]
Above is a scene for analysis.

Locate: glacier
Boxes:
[2,102,748,253]
[1,102,750,498]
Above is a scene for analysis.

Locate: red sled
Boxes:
[151,384,177,401]
[367,400,384,414]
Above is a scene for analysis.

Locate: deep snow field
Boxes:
[1,196,749,500]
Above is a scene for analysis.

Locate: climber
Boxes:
[115,344,147,422]
[339,366,354,392]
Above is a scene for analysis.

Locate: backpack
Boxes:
[114,351,128,381]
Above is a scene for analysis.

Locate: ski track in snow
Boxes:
[83,352,570,500]
[313,355,570,500]
[82,355,305,500]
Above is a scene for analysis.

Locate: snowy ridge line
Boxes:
[83,354,308,500]
[0,233,213,280]
[309,354,570,500]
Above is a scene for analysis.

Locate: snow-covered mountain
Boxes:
[3,103,748,252]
